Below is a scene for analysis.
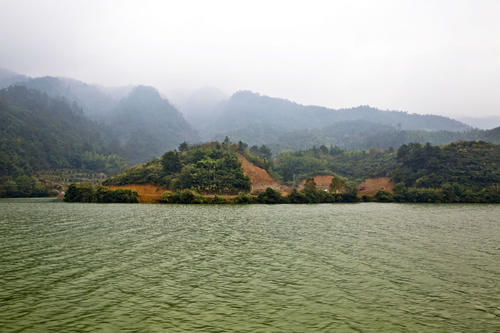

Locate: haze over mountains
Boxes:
[1,67,499,168]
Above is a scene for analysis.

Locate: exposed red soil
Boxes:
[106,184,169,203]
[298,175,335,192]
[237,155,290,194]
[359,177,395,196]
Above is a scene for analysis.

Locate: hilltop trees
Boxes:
[104,140,499,204]
[393,141,500,188]
[390,141,500,203]
[161,151,182,175]
[105,142,251,194]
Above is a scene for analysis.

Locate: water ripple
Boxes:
[0,199,499,332]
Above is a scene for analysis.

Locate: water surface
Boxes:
[1,199,499,332]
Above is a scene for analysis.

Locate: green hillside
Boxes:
[103,139,499,203]
[273,141,499,203]
[0,86,126,197]
[104,141,251,194]
[393,141,500,188]
[17,77,200,164]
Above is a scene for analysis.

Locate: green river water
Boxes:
[0,198,499,332]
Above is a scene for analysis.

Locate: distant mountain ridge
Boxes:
[108,85,200,163]
[261,120,500,152]
[204,90,471,146]
[1,67,496,159]
[0,71,200,163]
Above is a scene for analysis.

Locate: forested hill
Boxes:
[108,86,200,164]
[204,91,470,143]
[6,74,200,163]
[254,120,500,153]
[102,139,499,203]
[0,86,127,196]
[0,83,200,196]
[103,141,251,194]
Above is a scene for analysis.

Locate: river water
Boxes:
[1,199,499,332]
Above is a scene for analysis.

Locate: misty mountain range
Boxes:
[1,68,499,175]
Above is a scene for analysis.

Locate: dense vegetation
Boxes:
[274,145,397,184]
[17,77,200,164]
[0,86,127,197]
[0,80,199,197]
[393,141,500,187]
[388,141,500,203]
[64,183,138,203]
[104,141,251,194]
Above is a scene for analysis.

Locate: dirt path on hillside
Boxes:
[237,155,290,194]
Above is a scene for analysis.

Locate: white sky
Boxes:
[1,0,499,117]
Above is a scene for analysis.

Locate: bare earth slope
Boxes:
[298,175,334,191]
[237,155,290,194]
[359,177,394,196]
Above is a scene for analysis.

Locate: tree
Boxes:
[237,141,248,151]
[178,142,189,152]
[342,181,360,202]
[329,176,345,194]
[287,189,308,203]
[304,178,317,192]
[257,187,284,204]
[249,145,260,155]
[162,151,182,174]
[375,190,394,202]
[259,145,272,160]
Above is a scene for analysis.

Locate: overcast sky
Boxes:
[1,0,499,117]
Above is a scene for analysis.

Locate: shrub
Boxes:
[159,191,174,203]
[361,194,374,202]
[64,184,138,203]
[209,195,228,204]
[64,183,95,202]
[374,190,394,202]
[168,189,205,204]
[257,187,286,204]
[233,193,255,204]
[287,189,309,204]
